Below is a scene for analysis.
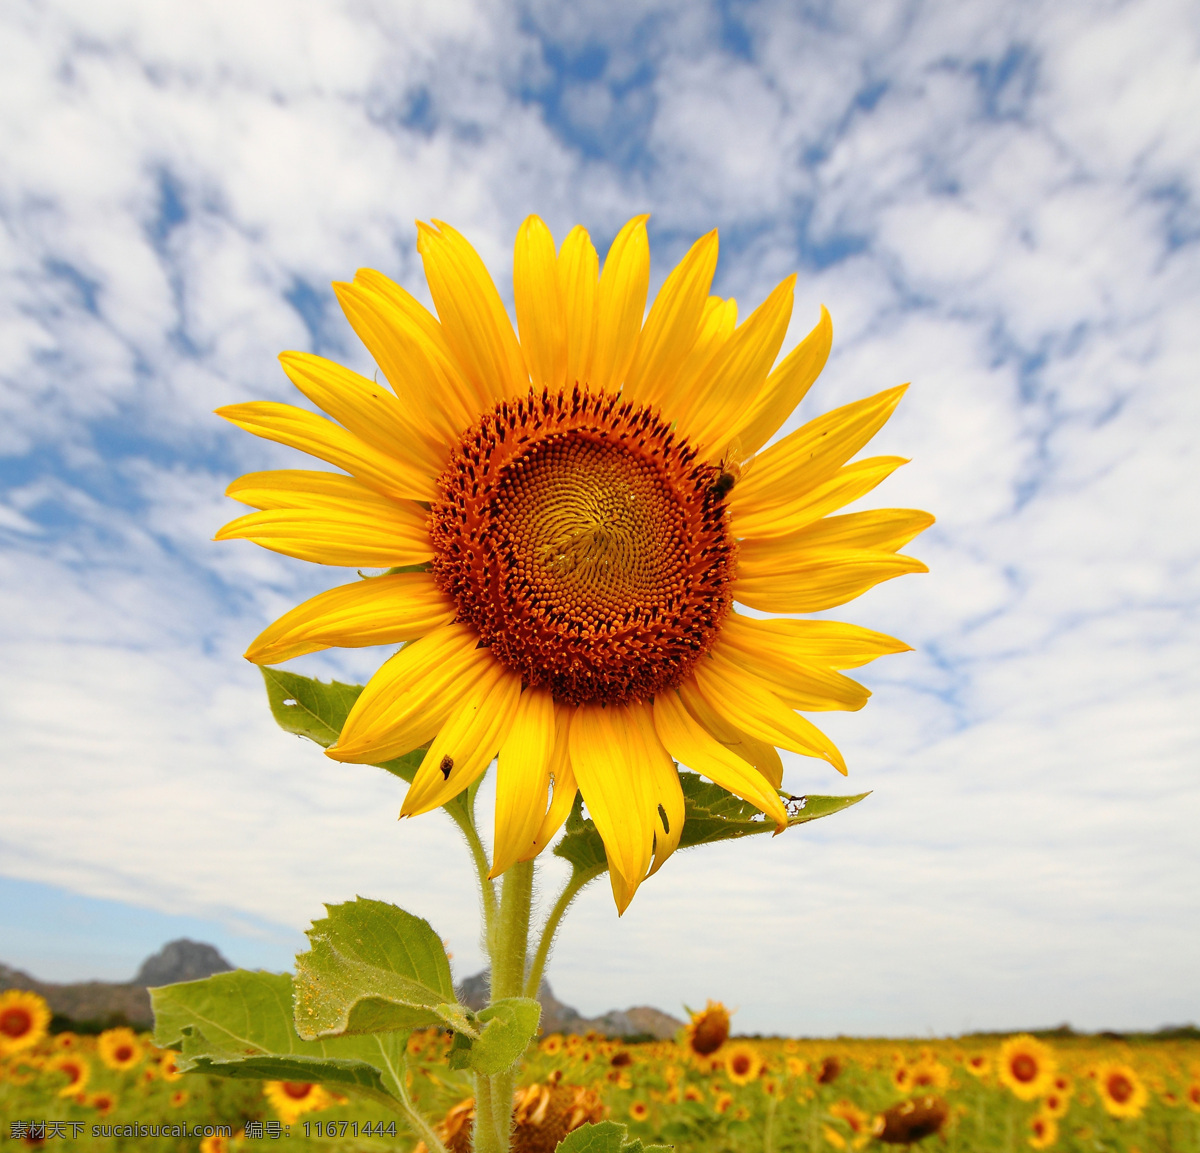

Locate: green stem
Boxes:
[443,795,498,941]
[474,859,536,1153]
[523,864,604,1000]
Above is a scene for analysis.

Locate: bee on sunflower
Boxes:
[218,214,932,911]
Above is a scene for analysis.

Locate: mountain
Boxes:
[455,969,683,1041]
[0,938,233,1030]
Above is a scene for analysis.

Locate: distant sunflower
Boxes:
[48,1052,90,1097]
[629,1101,650,1122]
[964,1054,990,1079]
[97,1027,143,1072]
[264,1080,331,1123]
[997,1036,1057,1101]
[725,1042,764,1086]
[89,1091,118,1117]
[1095,1062,1148,1119]
[683,1000,731,1057]
[158,1049,184,1082]
[0,990,50,1055]
[218,216,932,912]
[1187,1082,1200,1113]
[1027,1112,1058,1150]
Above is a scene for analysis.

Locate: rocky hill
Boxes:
[456,969,682,1040]
[0,939,232,1030]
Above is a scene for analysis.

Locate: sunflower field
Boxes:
[3,988,1198,1152]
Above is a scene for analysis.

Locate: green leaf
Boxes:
[456,997,541,1075]
[677,772,870,848]
[293,897,459,1040]
[261,667,362,747]
[260,667,424,782]
[553,793,609,877]
[555,1121,672,1153]
[151,970,408,1099]
[553,773,869,881]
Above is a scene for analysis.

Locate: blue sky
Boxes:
[1,0,1197,1036]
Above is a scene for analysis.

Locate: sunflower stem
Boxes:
[523,863,604,1000]
[443,792,498,942]
[474,858,535,1153]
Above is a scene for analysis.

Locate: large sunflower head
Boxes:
[0,990,51,1056]
[218,216,932,911]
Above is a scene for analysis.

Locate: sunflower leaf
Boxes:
[293,897,461,1040]
[554,1120,672,1152]
[261,667,362,746]
[151,970,408,1099]
[677,771,869,848]
[259,667,424,781]
[447,996,541,1075]
[553,793,609,876]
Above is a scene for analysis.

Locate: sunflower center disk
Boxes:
[430,388,737,706]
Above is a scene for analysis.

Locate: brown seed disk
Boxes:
[429,386,737,706]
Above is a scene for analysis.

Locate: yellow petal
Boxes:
[587,216,650,393]
[677,679,784,788]
[418,220,529,406]
[731,386,907,522]
[568,704,655,901]
[623,229,719,407]
[402,665,522,816]
[557,226,599,388]
[518,712,578,862]
[490,688,557,878]
[215,401,428,502]
[653,690,787,830]
[732,456,908,541]
[215,505,431,568]
[721,615,912,669]
[244,572,455,665]
[328,622,492,763]
[730,305,833,456]
[625,701,684,878]
[735,548,928,614]
[676,275,795,451]
[691,652,848,774]
[712,625,871,713]
[749,508,935,556]
[514,216,567,392]
[665,296,738,405]
[278,351,444,495]
[335,272,478,439]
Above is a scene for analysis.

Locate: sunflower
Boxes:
[1187,1082,1200,1113]
[713,1089,734,1114]
[264,1079,331,1123]
[540,1033,564,1056]
[964,1053,990,1078]
[170,1089,190,1107]
[997,1036,1057,1101]
[96,1027,143,1071]
[158,1049,184,1081]
[683,1000,731,1057]
[629,1100,650,1122]
[725,1041,764,1085]
[217,216,931,911]
[1027,1112,1058,1149]
[414,1083,606,1153]
[1095,1061,1148,1119]
[47,1052,90,1096]
[0,990,51,1056]
[88,1091,117,1117]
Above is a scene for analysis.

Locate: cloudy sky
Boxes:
[2,0,1197,1037]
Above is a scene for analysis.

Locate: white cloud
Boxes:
[1,0,1197,1034]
